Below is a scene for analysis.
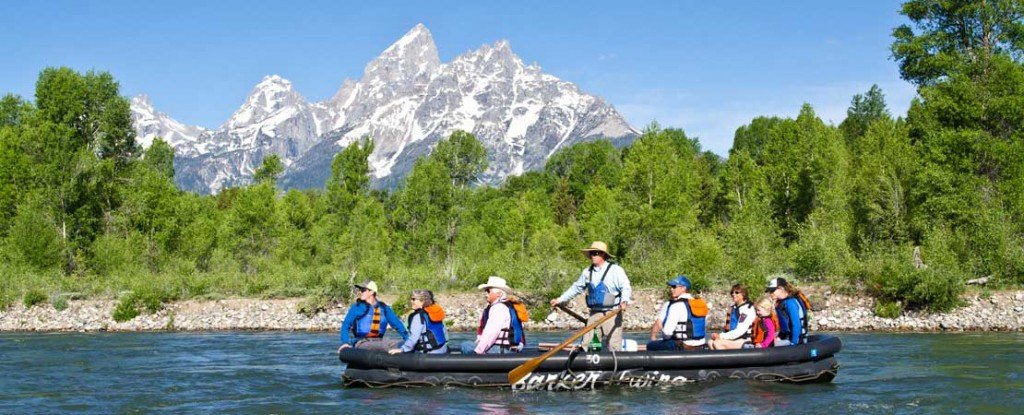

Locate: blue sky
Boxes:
[0,1,915,155]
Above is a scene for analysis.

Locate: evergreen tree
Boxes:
[840,84,891,144]
[253,154,284,184]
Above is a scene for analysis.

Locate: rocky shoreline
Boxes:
[2,288,1023,333]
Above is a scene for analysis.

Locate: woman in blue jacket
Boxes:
[765,277,811,346]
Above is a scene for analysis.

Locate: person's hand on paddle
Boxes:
[619,301,629,310]
[711,333,720,340]
[550,298,560,307]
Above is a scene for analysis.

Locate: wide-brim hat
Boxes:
[355,280,379,294]
[476,276,513,293]
[580,241,614,258]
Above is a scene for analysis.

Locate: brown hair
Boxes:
[779,280,802,298]
[730,284,750,303]
[778,280,812,310]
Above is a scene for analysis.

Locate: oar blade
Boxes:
[506,307,621,386]
[508,359,539,384]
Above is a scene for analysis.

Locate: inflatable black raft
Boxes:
[339,334,842,390]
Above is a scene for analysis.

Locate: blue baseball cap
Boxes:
[667,275,691,290]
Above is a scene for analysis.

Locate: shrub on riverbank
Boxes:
[22,289,46,308]
[112,287,173,322]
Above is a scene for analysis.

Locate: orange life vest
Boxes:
[367,306,382,338]
[751,312,780,345]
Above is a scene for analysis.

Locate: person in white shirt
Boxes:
[708,284,756,350]
[647,275,710,351]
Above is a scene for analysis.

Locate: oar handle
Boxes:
[555,303,588,324]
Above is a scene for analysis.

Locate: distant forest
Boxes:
[2,1,1022,319]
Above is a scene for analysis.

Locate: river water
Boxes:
[0,331,1020,414]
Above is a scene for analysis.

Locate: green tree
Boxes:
[393,158,456,262]
[324,138,374,220]
[731,116,784,161]
[840,84,891,144]
[544,140,622,205]
[4,194,61,270]
[143,138,175,179]
[616,127,702,262]
[338,196,391,280]
[892,0,1024,87]
[850,119,916,248]
[253,154,284,184]
[35,67,139,167]
[0,94,33,127]
[432,130,488,188]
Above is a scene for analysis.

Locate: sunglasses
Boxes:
[588,251,602,257]
[731,291,743,295]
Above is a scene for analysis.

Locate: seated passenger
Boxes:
[646,275,709,351]
[766,277,812,346]
[708,284,755,350]
[459,276,527,354]
[389,290,449,355]
[338,281,409,353]
[748,296,779,349]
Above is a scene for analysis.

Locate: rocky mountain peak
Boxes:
[224,74,307,129]
[365,24,440,82]
[131,94,154,108]
[129,94,208,154]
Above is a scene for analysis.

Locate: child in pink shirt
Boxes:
[750,297,778,349]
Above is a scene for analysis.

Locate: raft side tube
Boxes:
[339,334,842,374]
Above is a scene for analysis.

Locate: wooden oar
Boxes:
[555,303,588,324]
[508,307,622,385]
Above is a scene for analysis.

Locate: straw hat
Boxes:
[476,276,513,293]
[580,241,614,258]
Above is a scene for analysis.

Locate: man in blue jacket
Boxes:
[338,281,409,352]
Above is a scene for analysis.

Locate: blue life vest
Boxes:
[728,302,753,339]
[479,301,526,351]
[663,298,707,340]
[776,296,809,344]
[408,309,447,352]
[352,301,390,339]
[585,264,620,310]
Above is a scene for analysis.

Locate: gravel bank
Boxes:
[2,289,1023,333]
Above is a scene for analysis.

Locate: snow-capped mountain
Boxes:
[130,95,208,157]
[131,24,640,194]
